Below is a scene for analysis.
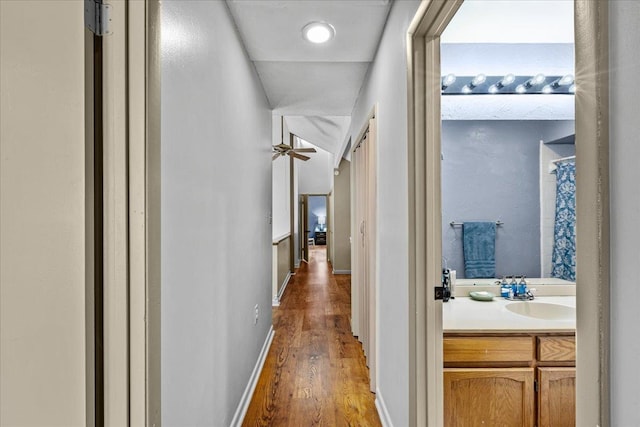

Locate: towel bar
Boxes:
[450,220,504,227]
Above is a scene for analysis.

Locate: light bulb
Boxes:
[516,84,527,94]
[502,73,516,86]
[462,85,472,94]
[532,73,546,85]
[542,85,553,94]
[569,84,576,93]
[442,73,456,90]
[443,74,456,86]
[488,85,499,94]
[494,73,516,91]
[302,22,335,44]
[471,74,486,86]
[559,74,574,86]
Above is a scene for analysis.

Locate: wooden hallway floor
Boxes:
[243,246,382,426]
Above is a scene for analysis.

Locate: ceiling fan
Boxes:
[272,116,316,161]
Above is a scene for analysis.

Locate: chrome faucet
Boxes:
[505,276,535,300]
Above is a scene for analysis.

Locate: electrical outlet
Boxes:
[254,304,259,325]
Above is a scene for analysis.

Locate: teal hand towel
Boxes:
[463,222,496,279]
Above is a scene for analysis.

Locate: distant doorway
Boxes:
[299,194,329,263]
[307,195,328,247]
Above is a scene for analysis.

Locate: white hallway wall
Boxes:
[272,115,290,239]
[349,1,421,425]
[297,139,333,195]
[610,1,640,425]
[161,1,273,425]
[272,154,290,239]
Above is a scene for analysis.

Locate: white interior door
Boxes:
[366,118,378,393]
[356,139,368,361]
[0,1,90,424]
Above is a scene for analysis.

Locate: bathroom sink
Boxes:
[505,302,575,320]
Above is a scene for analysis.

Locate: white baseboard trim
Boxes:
[272,272,292,306]
[375,387,394,427]
[333,269,351,275]
[230,326,275,427]
[278,272,292,300]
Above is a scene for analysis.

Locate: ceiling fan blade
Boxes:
[292,147,316,153]
[289,151,310,161]
[272,153,282,160]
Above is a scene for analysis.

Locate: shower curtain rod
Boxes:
[449,220,504,227]
[551,155,576,164]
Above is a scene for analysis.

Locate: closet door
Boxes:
[366,118,377,393]
[353,119,377,393]
[355,142,368,358]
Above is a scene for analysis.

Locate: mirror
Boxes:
[440,3,576,285]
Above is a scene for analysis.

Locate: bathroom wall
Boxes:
[161,1,273,425]
[441,120,574,278]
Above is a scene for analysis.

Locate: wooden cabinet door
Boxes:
[538,367,576,427]
[444,368,535,427]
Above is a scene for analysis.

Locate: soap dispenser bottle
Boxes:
[518,276,527,295]
[510,276,518,297]
[500,276,510,298]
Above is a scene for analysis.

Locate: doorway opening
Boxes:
[439,2,576,425]
[407,1,609,425]
[299,194,329,264]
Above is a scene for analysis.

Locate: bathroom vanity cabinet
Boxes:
[443,333,575,427]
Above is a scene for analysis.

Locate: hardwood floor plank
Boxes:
[242,247,381,427]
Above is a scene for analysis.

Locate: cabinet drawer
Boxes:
[444,336,534,364]
[537,336,575,362]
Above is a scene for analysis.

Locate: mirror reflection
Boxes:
[440,41,576,285]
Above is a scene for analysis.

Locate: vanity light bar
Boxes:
[441,74,575,95]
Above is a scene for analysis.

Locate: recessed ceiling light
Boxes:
[302,22,335,44]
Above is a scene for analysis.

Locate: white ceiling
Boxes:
[285,115,351,155]
[228,0,575,156]
[226,0,391,157]
[254,62,369,116]
[441,0,574,44]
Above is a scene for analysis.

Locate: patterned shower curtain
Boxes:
[551,161,576,281]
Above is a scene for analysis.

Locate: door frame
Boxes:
[99,0,161,425]
[406,1,610,426]
[299,194,309,262]
[300,193,330,255]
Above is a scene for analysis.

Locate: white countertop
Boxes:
[443,295,576,333]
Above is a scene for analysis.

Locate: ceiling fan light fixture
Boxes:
[302,22,335,44]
